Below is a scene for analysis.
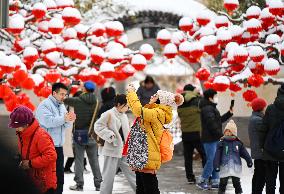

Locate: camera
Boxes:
[71,80,81,85]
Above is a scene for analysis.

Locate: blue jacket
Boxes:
[36,95,72,147]
[214,137,252,178]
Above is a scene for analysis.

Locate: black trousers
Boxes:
[182,134,206,179]
[252,159,266,194]
[64,157,87,171]
[265,161,284,194]
[219,176,242,193]
[55,147,64,194]
[136,171,160,194]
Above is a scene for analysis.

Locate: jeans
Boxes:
[136,171,160,194]
[219,176,242,193]
[182,136,206,179]
[55,147,64,194]
[74,140,102,188]
[265,161,284,194]
[201,141,219,183]
[252,159,266,194]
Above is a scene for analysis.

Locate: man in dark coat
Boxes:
[64,81,102,191]
[261,84,284,194]
[197,89,233,190]
[177,84,206,184]
[248,98,267,194]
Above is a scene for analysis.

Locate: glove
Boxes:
[215,168,220,172]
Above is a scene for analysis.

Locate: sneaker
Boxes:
[196,182,210,190]
[211,183,219,190]
[84,168,91,174]
[187,175,196,184]
[69,185,83,191]
[64,169,73,174]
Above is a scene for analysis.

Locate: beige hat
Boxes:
[224,120,237,136]
[157,90,184,107]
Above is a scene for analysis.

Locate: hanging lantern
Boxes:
[63,39,79,58]
[48,18,64,34]
[43,51,61,67]
[23,47,39,64]
[264,58,280,76]
[179,41,191,58]
[243,90,257,102]
[139,44,154,60]
[74,24,88,40]
[105,21,124,37]
[229,25,244,43]
[100,62,115,78]
[62,7,81,26]
[179,17,194,32]
[215,16,229,28]
[45,69,61,83]
[189,42,204,59]
[41,40,57,54]
[200,35,219,56]
[195,68,210,81]
[8,14,25,35]
[90,46,105,64]
[89,23,105,37]
[43,0,57,10]
[113,66,129,81]
[196,11,211,26]
[249,46,265,63]
[38,20,49,33]
[246,6,261,19]
[122,64,136,77]
[32,3,47,19]
[266,34,281,45]
[224,0,239,13]
[115,34,128,47]
[56,0,74,9]
[233,46,248,64]
[229,82,242,92]
[247,74,264,87]
[204,78,214,89]
[76,45,89,61]
[163,43,178,59]
[39,86,52,98]
[0,55,15,73]
[244,18,262,34]
[63,28,77,41]
[0,85,13,99]
[213,76,230,92]
[13,69,28,83]
[107,48,124,64]
[231,64,245,72]
[21,77,35,90]
[268,0,284,16]
[260,8,275,27]
[156,29,171,45]
[216,29,232,47]
[131,54,147,71]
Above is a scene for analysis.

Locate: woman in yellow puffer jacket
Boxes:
[126,84,184,194]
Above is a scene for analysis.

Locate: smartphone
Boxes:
[230,99,235,109]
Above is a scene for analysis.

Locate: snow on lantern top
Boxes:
[41,39,57,53]
[179,17,194,31]
[246,6,261,19]
[264,58,280,71]
[163,43,178,54]
[48,18,64,30]
[56,0,74,9]
[248,46,265,57]
[215,15,230,28]
[9,14,25,32]
[139,44,154,54]
[23,47,38,57]
[131,54,147,65]
[266,34,281,44]
[100,62,115,72]
[228,25,244,38]
[43,0,57,9]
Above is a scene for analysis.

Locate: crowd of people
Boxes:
[5,75,284,194]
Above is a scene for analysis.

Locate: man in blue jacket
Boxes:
[36,82,76,194]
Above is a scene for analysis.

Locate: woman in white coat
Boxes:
[94,94,136,194]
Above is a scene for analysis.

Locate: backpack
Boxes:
[264,106,284,159]
[160,129,174,163]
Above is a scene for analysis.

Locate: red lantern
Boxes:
[32,3,47,19]
[13,69,28,83]
[105,21,124,37]
[229,82,242,92]
[63,28,77,41]
[246,6,261,19]
[231,64,245,72]
[0,55,15,73]
[215,16,229,28]
[196,68,210,81]
[243,90,257,102]
[21,77,35,90]
[90,23,105,36]
[76,45,89,61]
[63,39,79,58]
[23,47,39,64]
[213,76,230,92]
[260,8,275,26]
[204,78,214,89]
[62,7,81,26]
[8,14,25,35]
[229,25,244,43]
[233,46,248,63]
[43,51,60,67]
[247,74,264,87]
[157,29,171,45]
[179,41,191,58]
[0,85,13,98]
[45,70,61,83]
[189,42,204,59]
[131,54,147,71]
[39,86,52,98]
[200,35,219,56]
[249,46,265,63]
[139,44,154,60]
[90,46,105,64]
[264,58,281,76]
[268,1,284,16]
[48,18,64,34]
[244,19,262,34]
[74,24,88,40]
[196,11,211,26]
[179,17,193,32]
[108,49,124,64]
[163,43,178,59]
[224,0,239,13]
[100,62,115,78]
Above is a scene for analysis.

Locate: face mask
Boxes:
[213,97,218,104]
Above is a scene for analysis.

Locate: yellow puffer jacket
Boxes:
[127,91,173,170]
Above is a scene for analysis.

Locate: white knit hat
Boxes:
[224,120,237,136]
[157,90,184,107]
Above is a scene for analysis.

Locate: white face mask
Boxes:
[213,97,218,104]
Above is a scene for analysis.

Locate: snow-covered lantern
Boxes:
[90,23,105,37]
[260,8,275,27]
[197,26,215,39]
[56,0,74,9]
[76,45,89,60]
[32,3,47,19]
[216,29,232,46]
[224,42,239,57]
[200,35,219,56]
[107,48,124,64]
[10,54,23,71]
[243,90,257,102]
[45,69,61,83]
[63,28,77,41]
[38,20,49,33]
[229,25,244,43]
[48,18,64,34]
[113,66,129,81]
[63,39,79,58]
[268,0,284,16]
[233,46,248,63]
[131,54,147,71]
[179,41,191,58]
[244,18,262,35]
[139,44,154,60]
[100,62,115,78]
[195,68,210,81]
[74,24,88,40]
[266,34,281,45]
[213,76,230,92]
[249,46,265,63]
[264,58,280,76]
[157,29,171,45]
[8,14,25,35]
[115,34,128,47]
[90,46,105,64]
[189,42,204,59]
[23,47,39,64]
[247,74,264,87]
[179,17,193,32]
[14,39,30,52]
[241,32,251,44]
[41,40,57,54]
[229,82,242,92]
[105,21,124,37]
[224,0,239,13]
[163,43,178,59]
[62,7,81,26]
[43,51,61,67]
[21,77,35,90]
[0,55,15,73]
[196,11,211,26]
[43,0,57,10]
[171,31,185,46]
[215,16,229,28]
[246,6,261,19]
[122,64,136,77]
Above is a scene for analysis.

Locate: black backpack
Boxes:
[264,106,284,159]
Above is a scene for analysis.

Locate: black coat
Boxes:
[261,90,284,161]
[200,99,233,143]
